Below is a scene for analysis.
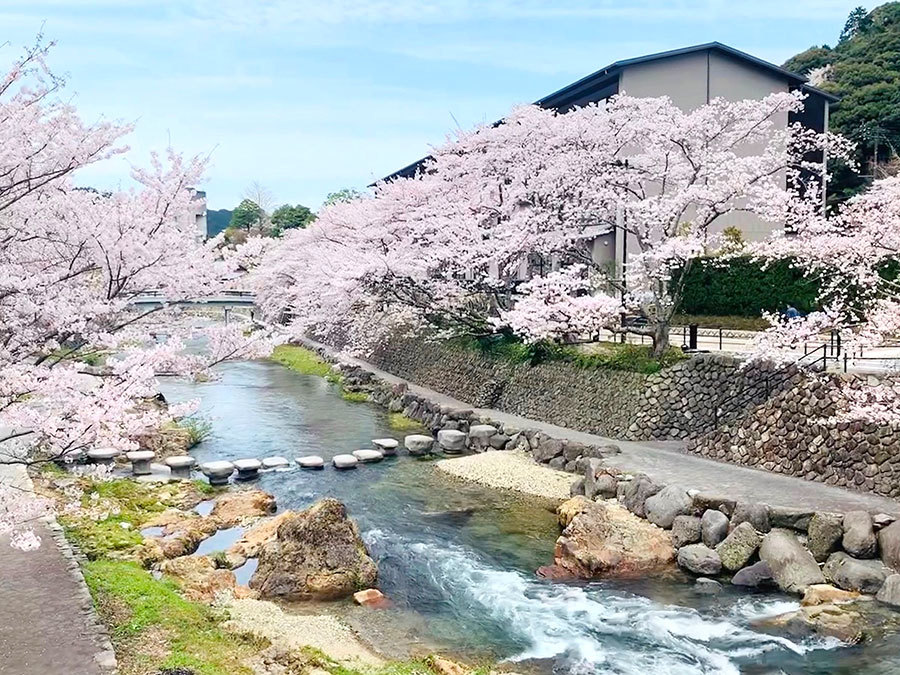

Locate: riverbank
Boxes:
[32,468,483,675]
[435,451,571,501]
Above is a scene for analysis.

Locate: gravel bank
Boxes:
[224,598,384,667]
[435,451,571,501]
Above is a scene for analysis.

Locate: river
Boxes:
[160,359,900,674]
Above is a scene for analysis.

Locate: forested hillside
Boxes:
[785,3,900,201]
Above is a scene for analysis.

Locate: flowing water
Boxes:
[160,360,900,674]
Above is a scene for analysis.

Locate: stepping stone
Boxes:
[437,429,467,454]
[125,450,155,476]
[86,448,120,465]
[332,454,359,470]
[164,455,196,480]
[372,438,399,455]
[352,449,384,463]
[199,460,235,485]
[233,458,262,480]
[296,455,325,469]
[404,434,434,456]
[261,456,290,470]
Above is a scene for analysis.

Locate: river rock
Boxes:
[548,457,566,470]
[468,424,497,449]
[716,522,760,572]
[701,509,729,548]
[759,529,825,594]
[583,459,614,500]
[677,544,722,576]
[332,454,359,469]
[671,516,702,548]
[554,500,674,578]
[876,574,900,607]
[533,437,564,463]
[296,455,325,469]
[843,511,877,559]
[823,552,889,594]
[802,584,860,607]
[694,577,722,595]
[250,498,377,601]
[211,489,276,526]
[731,560,774,587]
[557,496,591,528]
[569,478,585,497]
[620,474,661,519]
[879,521,900,571]
[807,512,843,563]
[437,429,467,453]
[404,434,434,455]
[353,588,387,607]
[160,555,245,603]
[645,486,693,529]
[489,433,510,450]
[769,506,814,531]
[730,502,770,533]
[759,603,866,644]
[227,511,294,560]
[352,449,384,463]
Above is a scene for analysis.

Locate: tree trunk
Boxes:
[651,320,669,358]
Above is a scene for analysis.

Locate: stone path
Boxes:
[305,338,900,516]
[0,461,113,674]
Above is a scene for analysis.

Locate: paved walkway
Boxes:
[306,338,900,516]
[0,461,111,674]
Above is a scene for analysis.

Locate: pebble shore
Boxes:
[435,451,571,501]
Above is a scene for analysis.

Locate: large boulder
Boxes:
[823,552,889,594]
[620,474,661,519]
[758,604,866,644]
[879,521,900,571]
[553,500,674,578]
[731,560,774,587]
[715,522,760,572]
[807,513,843,563]
[677,544,722,576]
[759,529,825,594]
[250,498,377,601]
[701,510,729,548]
[645,486,693,529]
[557,496,591,528]
[730,502,770,533]
[802,584,860,607]
[842,511,877,559]
[876,574,900,607]
[671,516,702,548]
[584,460,617,500]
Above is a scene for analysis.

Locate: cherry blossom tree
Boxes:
[256,92,844,358]
[0,39,272,549]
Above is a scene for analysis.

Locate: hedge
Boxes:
[676,257,820,316]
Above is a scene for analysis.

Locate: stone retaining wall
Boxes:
[687,373,900,499]
[367,337,787,441]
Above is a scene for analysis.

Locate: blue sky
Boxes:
[4,0,868,210]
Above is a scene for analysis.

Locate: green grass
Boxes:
[83,560,263,675]
[453,334,686,374]
[386,412,422,431]
[168,417,213,448]
[340,389,370,403]
[59,479,169,559]
[671,313,771,331]
[271,344,333,377]
[302,647,433,675]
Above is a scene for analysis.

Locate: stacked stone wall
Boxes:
[368,337,785,441]
[688,373,900,499]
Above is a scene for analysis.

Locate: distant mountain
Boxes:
[207,209,233,238]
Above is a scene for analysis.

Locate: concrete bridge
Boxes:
[130,290,256,308]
